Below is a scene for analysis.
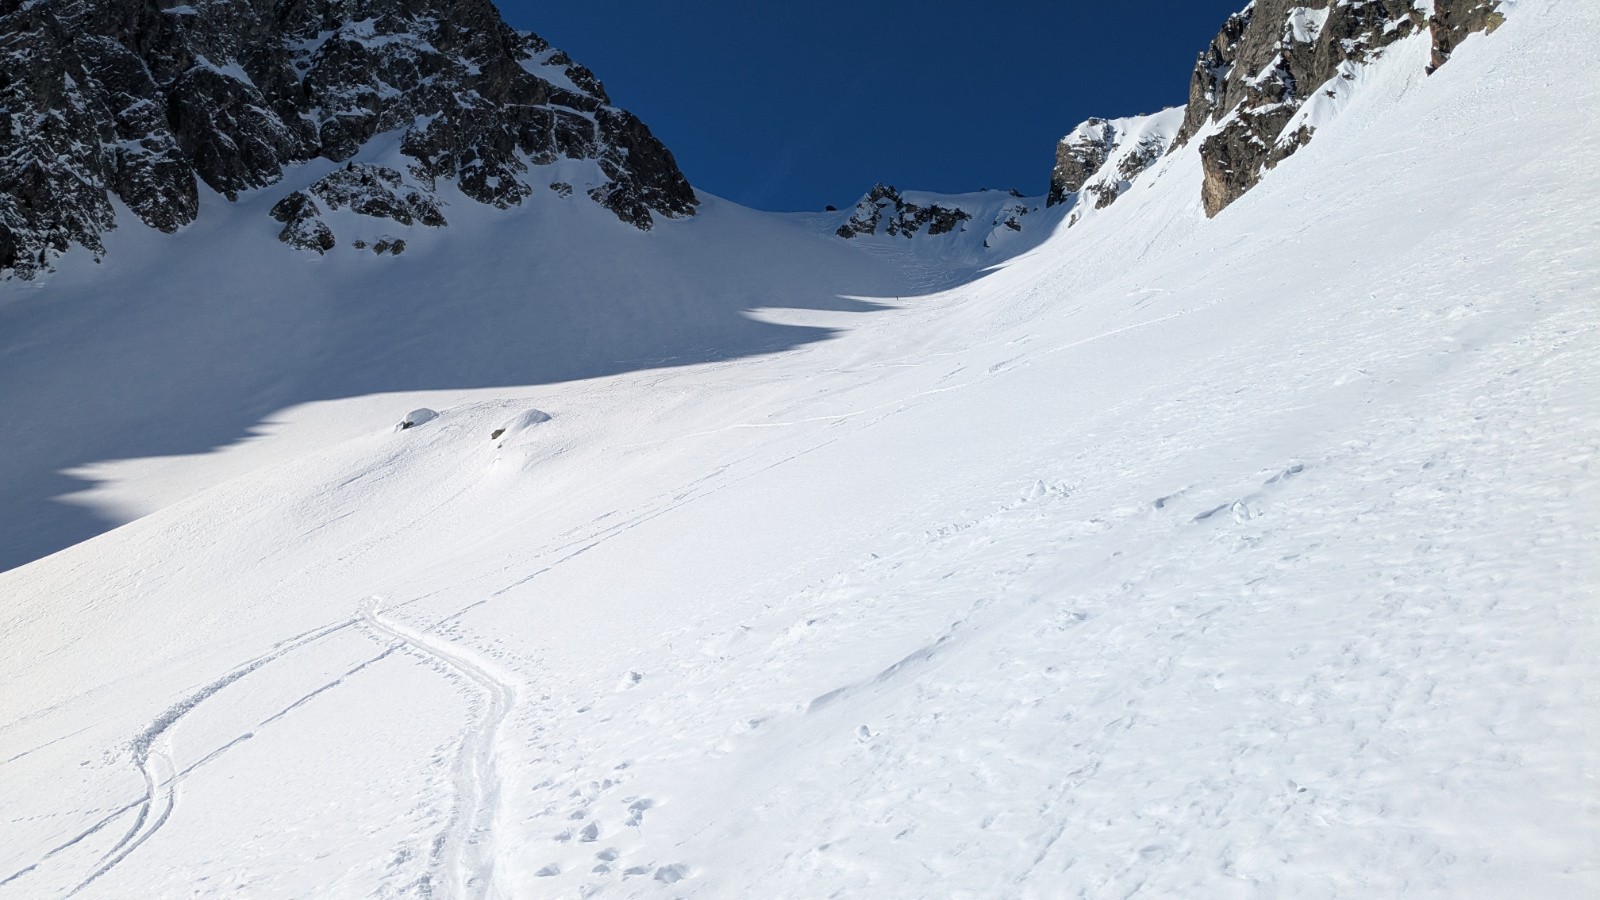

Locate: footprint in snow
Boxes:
[654,864,689,883]
[625,797,654,827]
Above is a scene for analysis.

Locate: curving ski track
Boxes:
[360,598,518,900]
[55,621,353,896]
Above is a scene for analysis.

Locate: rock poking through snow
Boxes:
[835,185,975,240]
[1047,112,1182,217]
[398,408,439,431]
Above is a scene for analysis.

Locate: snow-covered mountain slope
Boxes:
[1,1,1595,896]
[0,171,918,573]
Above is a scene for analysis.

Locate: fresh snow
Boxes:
[2,2,1597,898]
[1284,7,1331,44]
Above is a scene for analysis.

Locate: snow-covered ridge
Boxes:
[830,185,1036,245]
[787,184,1051,284]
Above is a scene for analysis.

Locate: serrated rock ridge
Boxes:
[0,0,697,278]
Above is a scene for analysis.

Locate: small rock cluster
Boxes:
[835,184,974,240]
[269,164,443,254]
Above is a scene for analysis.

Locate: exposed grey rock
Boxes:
[835,184,973,240]
[1049,117,1173,211]
[308,164,445,228]
[1049,119,1116,207]
[1,0,697,279]
[270,192,334,254]
[587,107,699,230]
[1174,1,1424,217]
[1172,0,1504,217]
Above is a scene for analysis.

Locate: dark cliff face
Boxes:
[0,0,697,278]
[1171,0,1503,218]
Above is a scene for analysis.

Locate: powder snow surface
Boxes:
[1,3,1597,898]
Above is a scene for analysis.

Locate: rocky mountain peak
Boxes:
[0,0,698,278]
[1171,0,1505,217]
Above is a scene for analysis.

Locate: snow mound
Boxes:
[491,408,552,441]
[397,408,438,431]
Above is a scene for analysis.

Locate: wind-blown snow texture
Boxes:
[1,1,1597,898]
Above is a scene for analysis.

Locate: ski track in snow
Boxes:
[358,597,519,900]
[0,621,360,895]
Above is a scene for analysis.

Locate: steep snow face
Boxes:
[0,2,1594,898]
[1047,108,1184,224]
[0,0,696,279]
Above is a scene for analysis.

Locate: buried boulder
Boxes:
[491,408,553,442]
[397,408,439,431]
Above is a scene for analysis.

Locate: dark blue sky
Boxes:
[496,2,1245,211]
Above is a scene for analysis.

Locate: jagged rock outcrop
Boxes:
[835,184,974,240]
[269,192,335,254]
[1049,120,1117,207]
[308,164,445,229]
[267,163,444,251]
[1044,110,1182,231]
[1048,112,1181,214]
[827,186,1039,254]
[0,0,697,278]
[1172,0,1503,217]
